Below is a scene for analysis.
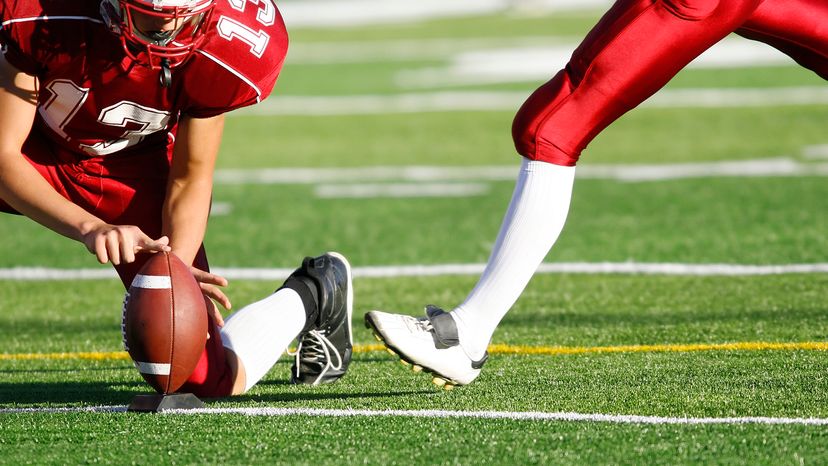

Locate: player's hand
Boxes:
[82,224,171,265]
[191,267,231,327]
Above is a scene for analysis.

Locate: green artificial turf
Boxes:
[1,8,827,465]
[217,105,828,168]
[0,175,824,268]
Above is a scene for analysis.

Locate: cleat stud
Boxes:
[373,334,383,342]
[400,359,411,367]
[444,383,455,391]
[432,377,446,387]
[385,348,396,356]
[411,365,423,373]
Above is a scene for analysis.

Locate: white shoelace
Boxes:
[411,316,434,334]
[289,329,344,386]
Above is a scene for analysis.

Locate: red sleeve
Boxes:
[178,1,288,118]
[0,0,46,75]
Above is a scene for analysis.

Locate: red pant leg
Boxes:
[512,0,764,165]
[178,311,236,398]
[737,0,828,79]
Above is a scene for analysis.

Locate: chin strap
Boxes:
[159,58,172,88]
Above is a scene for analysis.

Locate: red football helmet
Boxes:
[101,0,215,70]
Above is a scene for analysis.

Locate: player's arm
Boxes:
[162,113,231,317]
[0,52,169,264]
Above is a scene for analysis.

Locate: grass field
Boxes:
[2,4,828,464]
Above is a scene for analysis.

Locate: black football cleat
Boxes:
[284,252,353,385]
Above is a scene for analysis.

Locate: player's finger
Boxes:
[200,283,232,310]
[106,232,121,265]
[204,297,225,327]
[212,306,224,327]
[191,268,228,287]
[135,234,171,254]
[94,235,109,264]
[121,234,136,264]
[151,235,171,251]
[212,287,232,311]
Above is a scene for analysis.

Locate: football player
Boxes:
[366,0,827,388]
[0,0,352,396]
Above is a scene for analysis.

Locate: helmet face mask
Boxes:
[101,0,215,70]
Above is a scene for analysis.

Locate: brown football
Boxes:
[122,252,207,394]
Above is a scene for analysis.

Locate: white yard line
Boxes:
[397,38,798,88]
[644,87,828,108]
[280,0,504,28]
[578,158,828,182]
[287,36,577,64]
[214,165,519,184]
[214,158,828,185]
[802,145,828,160]
[209,202,233,216]
[235,87,828,116]
[315,182,489,198]
[2,405,827,425]
[0,262,826,281]
[288,35,801,67]
[173,408,828,425]
[235,91,529,116]
[290,35,796,69]
[279,0,611,28]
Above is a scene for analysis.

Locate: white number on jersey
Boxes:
[226,0,277,26]
[38,79,89,140]
[80,102,171,156]
[217,0,276,57]
[38,79,171,156]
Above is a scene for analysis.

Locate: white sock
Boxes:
[220,288,306,392]
[450,158,575,360]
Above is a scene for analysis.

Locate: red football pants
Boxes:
[513,0,828,166]
[0,128,234,397]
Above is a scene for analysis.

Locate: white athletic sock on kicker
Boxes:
[220,288,306,392]
[450,158,576,360]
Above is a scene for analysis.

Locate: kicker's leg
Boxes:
[513,0,764,166]
[453,0,765,360]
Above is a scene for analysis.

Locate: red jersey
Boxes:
[0,0,288,159]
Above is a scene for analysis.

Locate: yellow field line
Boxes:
[486,341,828,355]
[0,352,131,361]
[2,341,826,362]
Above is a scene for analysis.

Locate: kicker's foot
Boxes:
[364,306,487,388]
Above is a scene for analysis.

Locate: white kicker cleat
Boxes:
[364,305,487,388]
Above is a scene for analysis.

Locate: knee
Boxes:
[512,114,580,167]
[511,71,581,167]
[660,0,720,20]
